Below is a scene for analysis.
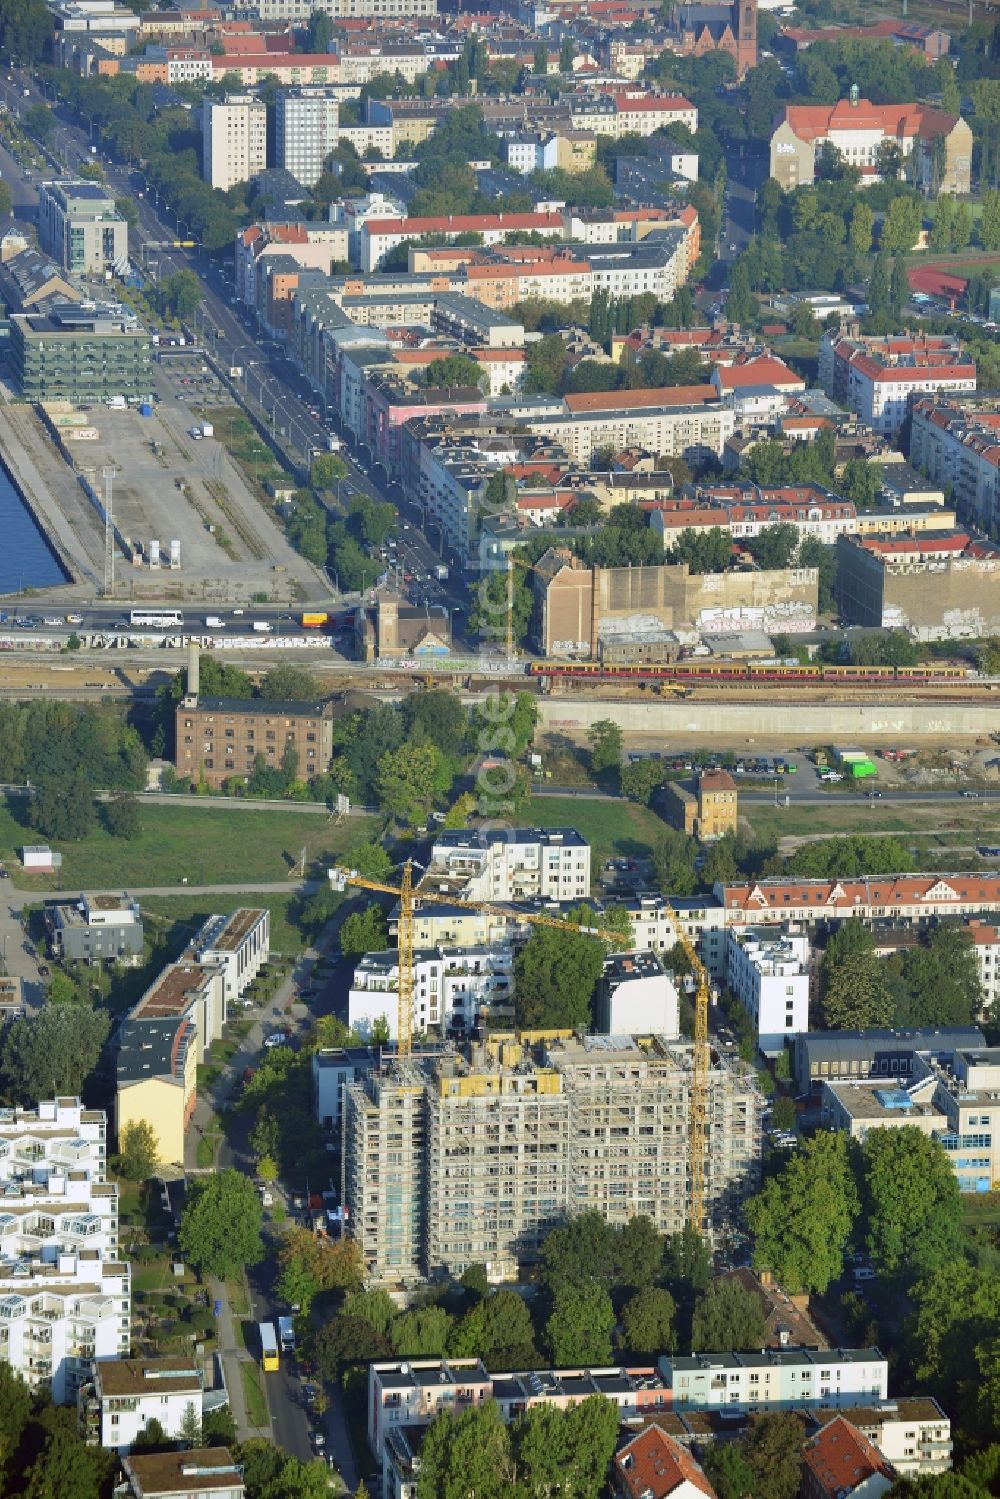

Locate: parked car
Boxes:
[263,1032,285,1049]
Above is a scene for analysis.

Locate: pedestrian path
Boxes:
[210,1276,271,1442]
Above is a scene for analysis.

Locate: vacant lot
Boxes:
[516,795,666,867]
[2,798,372,889]
[747,797,1000,848]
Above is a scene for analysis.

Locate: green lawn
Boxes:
[132,1258,174,1293]
[517,795,667,866]
[240,1361,270,1428]
[747,798,1000,847]
[196,1135,217,1169]
[962,1192,1000,1228]
[141,893,311,957]
[0,797,373,890]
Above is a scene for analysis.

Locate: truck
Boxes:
[229,367,243,378]
[259,1321,279,1372]
[434,564,449,581]
[326,434,342,452]
[301,612,329,628]
[200,421,213,438]
[252,620,273,633]
[278,1316,295,1354]
[205,615,225,629]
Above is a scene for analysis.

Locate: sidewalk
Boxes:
[210,1275,271,1442]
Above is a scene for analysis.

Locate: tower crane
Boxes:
[329,858,714,1235]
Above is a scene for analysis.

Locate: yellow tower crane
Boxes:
[329,858,714,1234]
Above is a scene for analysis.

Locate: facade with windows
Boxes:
[79,1356,205,1451]
[174,695,335,789]
[425,827,591,904]
[726,925,810,1052]
[662,1348,888,1413]
[202,95,266,191]
[9,303,152,404]
[37,181,128,276]
[275,89,340,189]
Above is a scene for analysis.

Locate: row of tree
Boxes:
[820,918,985,1030]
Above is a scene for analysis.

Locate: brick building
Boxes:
[174,695,336,789]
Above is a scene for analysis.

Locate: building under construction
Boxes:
[341,1032,764,1285]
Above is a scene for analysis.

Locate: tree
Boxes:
[449,1288,539,1367]
[691,1277,767,1352]
[881,195,922,253]
[849,200,874,258]
[315,1315,392,1379]
[981,190,1000,251]
[402,689,468,756]
[23,1410,106,1499]
[663,1226,713,1299]
[103,791,140,839]
[424,353,482,389]
[587,718,622,774]
[343,1288,398,1337]
[890,255,910,319]
[0,1005,109,1104]
[620,757,663,804]
[393,1306,454,1357]
[31,772,96,842]
[615,1214,664,1290]
[559,35,574,72]
[545,1282,615,1366]
[540,1211,616,1290]
[820,919,893,1030]
[726,257,756,324]
[375,744,447,824]
[887,1480,990,1499]
[339,903,389,958]
[417,1401,515,1499]
[653,827,698,897]
[861,1127,962,1279]
[259,665,321,701]
[746,1132,858,1294]
[178,1169,264,1282]
[306,8,333,50]
[867,250,890,324]
[895,923,983,1027]
[742,1411,806,1499]
[620,1287,677,1354]
[513,923,606,1029]
[534,39,548,74]
[514,1398,619,1499]
[235,1440,330,1499]
[23,102,53,141]
[276,1228,362,1315]
[750,523,799,570]
[179,1402,202,1448]
[703,1442,758,1499]
[118,1120,160,1181]
[670,527,732,574]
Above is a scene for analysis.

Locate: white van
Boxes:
[852,1266,876,1283]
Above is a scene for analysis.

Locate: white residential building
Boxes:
[596,950,679,1037]
[0,1100,128,1405]
[275,89,340,189]
[661,1347,888,1413]
[726,926,810,1053]
[348,944,514,1041]
[426,827,591,904]
[202,95,267,191]
[184,908,269,1008]
[822,1399,953,1478]
[80,1356,205,1451]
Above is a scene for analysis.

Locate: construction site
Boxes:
[340,1032,764,1287]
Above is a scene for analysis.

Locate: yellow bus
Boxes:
[259,1321,279,1372]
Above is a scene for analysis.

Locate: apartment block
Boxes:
[46,892,143,965]
[769,99,971,193]
[528,385,735,468]
[202,95,266,191]
[80,1356,205,1450]
[252,0,436,19]
[801,1415,894,1499]
[275,89,340,189]
[119,1448,246,1499]
[342,1033,763,1285]
[369,1357,671,1461]
[716,874,1000,930]
[37,180,128,276]
[726,926,810,1053]
[909,393,1000,534]
[662,1347,888,1413]
[425,827,591,904]
[348,944,514,1042]
[818,330,975,438]
[595,951,679,1037]
[9,302,152,404]
[0,1098,128,1404]
[183,908,269,1006]
[174,694,335,790]
[836,529,1000,640]
[812,1399,952,1478]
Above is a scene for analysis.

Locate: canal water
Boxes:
[0,460,68,594]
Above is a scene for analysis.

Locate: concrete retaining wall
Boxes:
[536,696,1000,739]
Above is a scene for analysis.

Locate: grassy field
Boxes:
[0,798,373,890]
[207,406,291,500]
[518,795,667,866]
[240,1362,269,1428]
[141,893,310,957]
[747,798,1000,847]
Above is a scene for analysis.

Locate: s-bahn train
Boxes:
[526,660,970,687]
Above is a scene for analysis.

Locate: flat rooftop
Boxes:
[123,1448,242,1496]
[209,907,265,952]
[133,964,212,1019]
[97,1356,203,1397]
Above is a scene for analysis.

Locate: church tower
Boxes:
[736,0,758,75]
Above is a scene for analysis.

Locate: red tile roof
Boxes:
[802,1416,894,1498]
[783,98,958,141]
[719,874,1000,911]
[366,212,564,236]
[615,1427,716,1499]
[564,384,718,414]
[714,356,804,391]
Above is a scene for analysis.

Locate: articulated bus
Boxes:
[259,1321,279,1372]
[129,609,184,629]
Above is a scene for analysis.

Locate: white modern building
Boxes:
[0,1099,128,1405]
[37,180,128,277]
[662,1347,888,1413]
[184,908,269,1007]
[348,944,514,1041]
[426,827,591,904]
[595,950,679,1037]
[202,95,267,191]
[726,926,810,1053]
[80,1356,205,1451]
[275,89,340,189]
